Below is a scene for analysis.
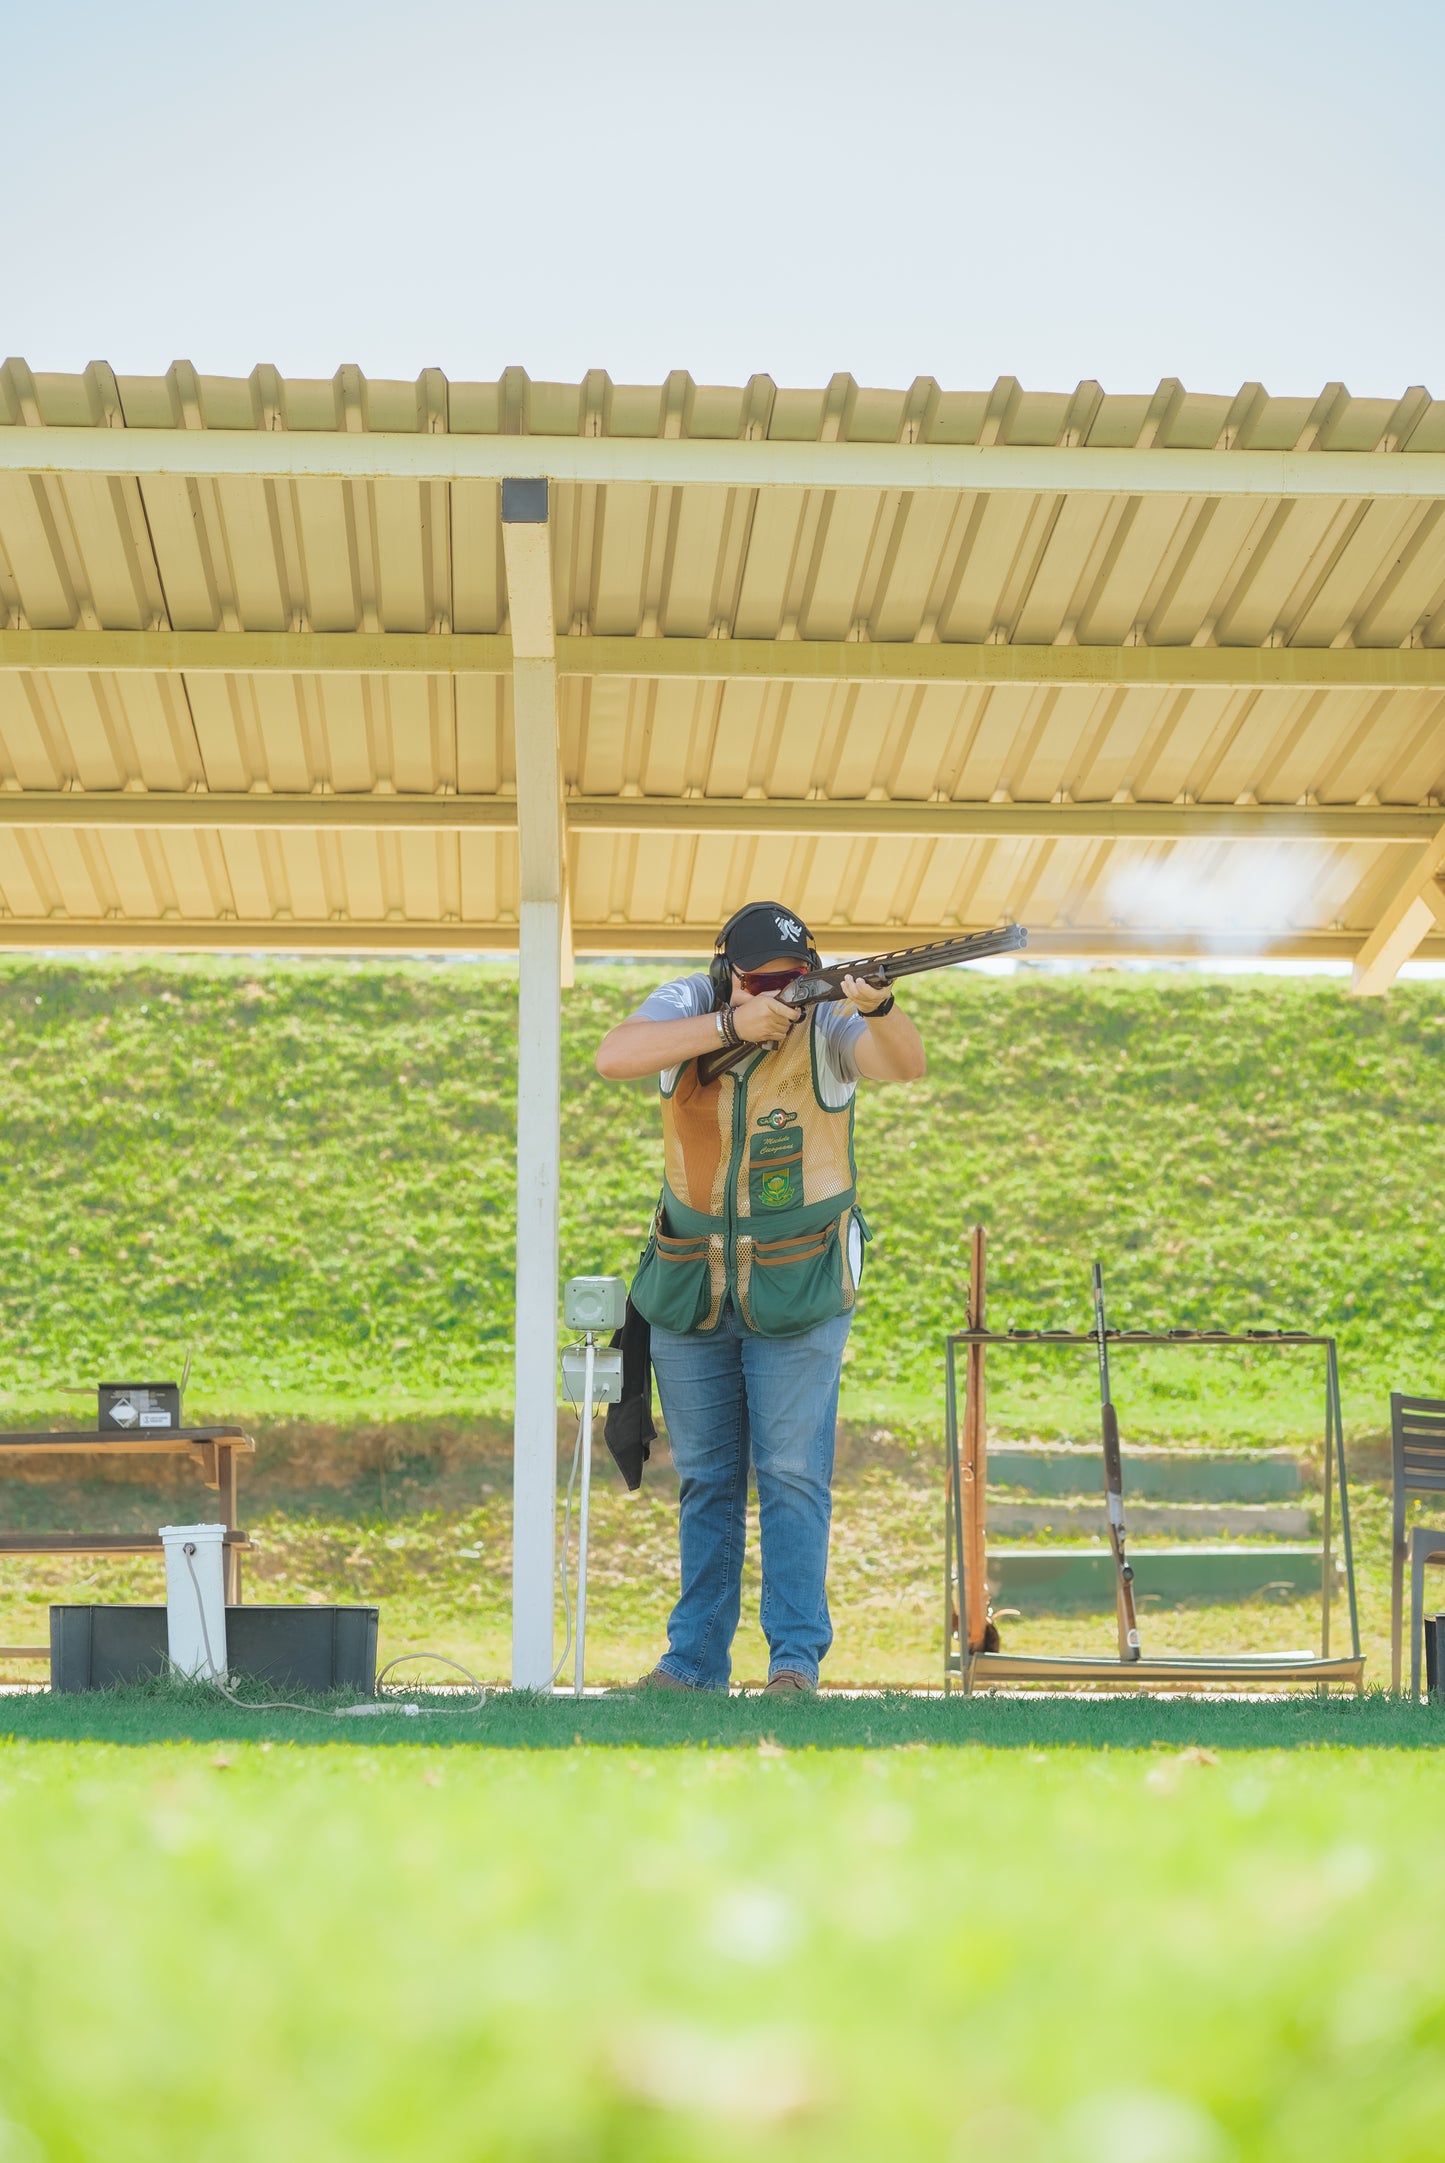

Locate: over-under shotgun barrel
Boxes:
[697,922,1028,1086]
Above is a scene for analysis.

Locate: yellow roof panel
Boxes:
[1,364,1442,960]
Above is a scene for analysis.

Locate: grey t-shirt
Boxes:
[629,972,867,1108]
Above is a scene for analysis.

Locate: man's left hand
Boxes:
[839,973,893,1016]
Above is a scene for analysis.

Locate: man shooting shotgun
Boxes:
[597,901,1023,1695]
[1092,1261,1142,1662]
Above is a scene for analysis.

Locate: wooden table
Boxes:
[0,1426,256,1665]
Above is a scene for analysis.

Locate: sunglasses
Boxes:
[738,961,810,998]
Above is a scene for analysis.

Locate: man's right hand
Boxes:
[733,993,803,1044]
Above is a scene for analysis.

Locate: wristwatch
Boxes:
[865,993,896,1018]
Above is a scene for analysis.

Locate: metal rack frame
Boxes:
[943,1328,1363,1694]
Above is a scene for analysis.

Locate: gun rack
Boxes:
[944,1324,1363,1696]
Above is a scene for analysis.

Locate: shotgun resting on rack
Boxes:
[697,923,1029,1086]
[1092,1260,1142,1664]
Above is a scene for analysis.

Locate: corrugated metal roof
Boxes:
[1,364,1442,961]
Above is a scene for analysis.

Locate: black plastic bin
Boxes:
[50,1606,379,1695]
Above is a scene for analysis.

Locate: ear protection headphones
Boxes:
[709,903,822,1011]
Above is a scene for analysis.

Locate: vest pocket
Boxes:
[630,1225,714,1335]
[741,1215,845,1337]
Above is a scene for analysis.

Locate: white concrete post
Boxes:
[503,480,565,1690]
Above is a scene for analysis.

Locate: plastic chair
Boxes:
[1389,1393,1445,1697]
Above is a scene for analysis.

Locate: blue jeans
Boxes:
[648,1300,851,1689]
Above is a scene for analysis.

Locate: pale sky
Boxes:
[7,0,1442,400]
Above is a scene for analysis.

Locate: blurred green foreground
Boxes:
[0,1741,1440,2163]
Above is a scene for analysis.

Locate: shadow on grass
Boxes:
[1,1677,1442,1751]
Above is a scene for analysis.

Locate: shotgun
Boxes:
[697,924,1029,1086]
[1091,1261,1142,1663]
[961,1224,998,1654]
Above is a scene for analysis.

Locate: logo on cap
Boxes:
[775,914,804,944]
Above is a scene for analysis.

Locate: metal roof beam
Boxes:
[0,630,509,675]
[4,428,1445,499]
[0,793,519,831]
[565,797,1436,845]
[576,638,1445,694]
[4,628,1445,694]
[2,921,1441,964]
[0,792,1435,844]
[1350,825,1445,994]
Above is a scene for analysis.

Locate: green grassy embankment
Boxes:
[0,1738,1442,2161]
[2,955,1443,1436]
[1,958,1441,1687]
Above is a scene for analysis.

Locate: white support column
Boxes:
[503,479,564,1690]
[1351,825,1445,995]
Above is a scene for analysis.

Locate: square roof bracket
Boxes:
[502,477,549,524]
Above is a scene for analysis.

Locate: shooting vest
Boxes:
[630,1010,866,1338]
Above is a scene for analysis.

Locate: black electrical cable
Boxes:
[179,1543,486,1718]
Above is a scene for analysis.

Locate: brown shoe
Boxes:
[635,1665,700,1693]
[763,1670,816,1696]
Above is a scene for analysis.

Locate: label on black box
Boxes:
[100,1384,180,1433]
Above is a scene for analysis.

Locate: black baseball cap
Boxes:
[721,902,813,971]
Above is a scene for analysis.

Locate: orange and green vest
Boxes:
[630,1011,866,1338]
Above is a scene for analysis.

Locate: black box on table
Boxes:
[98,1383,183,1434]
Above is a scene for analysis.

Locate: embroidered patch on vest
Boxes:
[755,1107,799,1130]
[749,1129,804,1211]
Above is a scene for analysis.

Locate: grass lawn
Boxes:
[1,954,1438,1695]
[2,956,1443,1441]
[0,1727,1442,2161]
[4,958,1442,2162]
[1,1679,1441,1749]
[5,956,1444,2161]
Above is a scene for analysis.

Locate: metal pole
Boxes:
[962,1228,990,1662]
[1320,1348,1334,1662]
[946,1337,971,1693]
[574,1334,597,1698]
[1328,1342,1362,1664]
[503,478,563,1693]
[944,1337,959,1694]
[511,895,562,1688]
